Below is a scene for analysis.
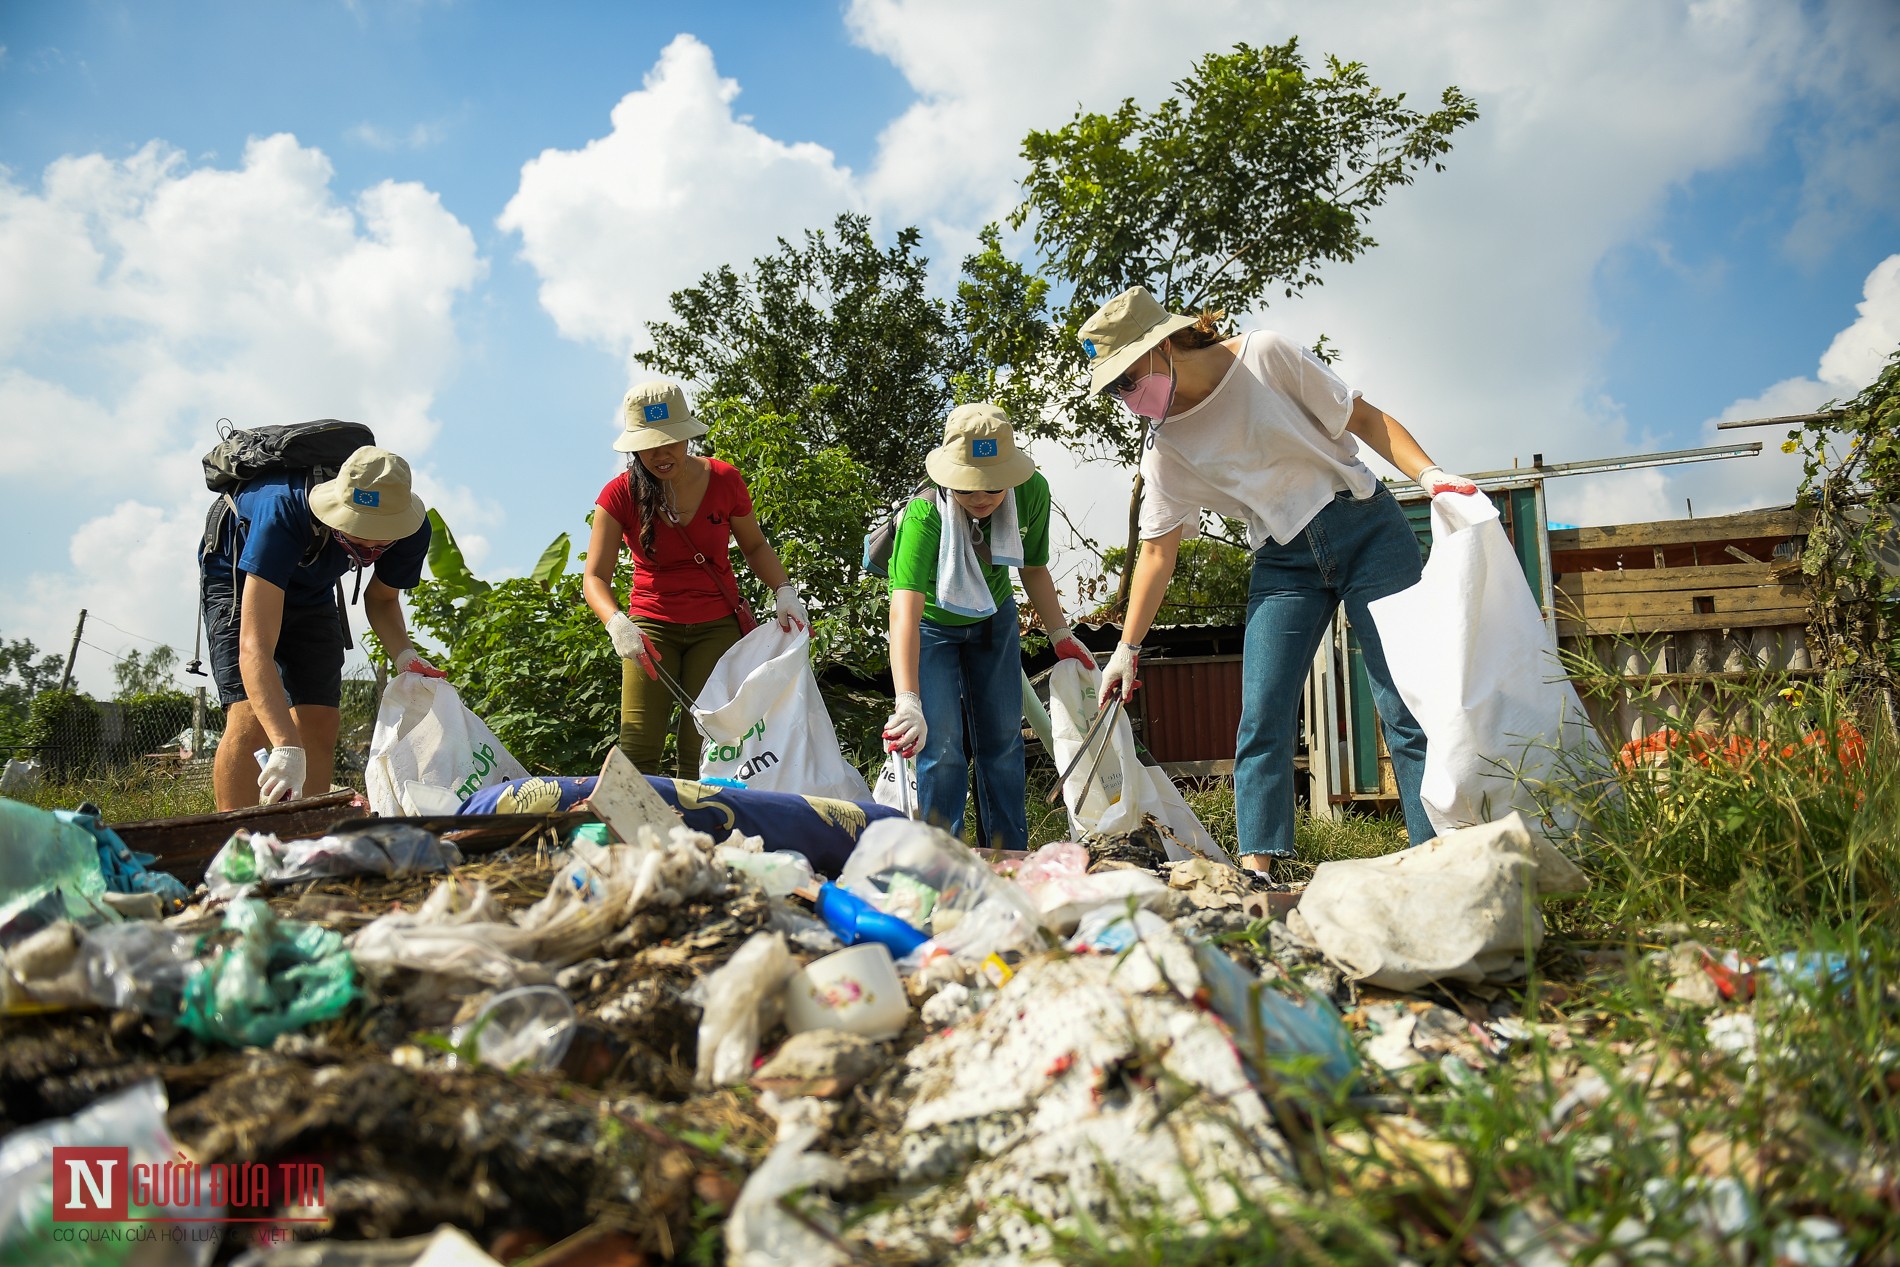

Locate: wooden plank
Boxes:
[1554,585,1808,621]
[1556,562,1792,595]
[1548,508,1808,553]
[1554,608,1810,637]
[110,789,366,886]
[583,746,683,843]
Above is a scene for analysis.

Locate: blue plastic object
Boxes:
[816,882,931,957]
[698,777,748,790]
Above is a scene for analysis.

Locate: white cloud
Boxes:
[498,33,861,375]
[347,120,451,152]
[826,0,1895,568]
[1556,251,1900,525]
[0,134,486,692]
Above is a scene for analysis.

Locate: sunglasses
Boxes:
[954,487,1005,497]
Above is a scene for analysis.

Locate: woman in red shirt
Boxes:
[583,380,807,777]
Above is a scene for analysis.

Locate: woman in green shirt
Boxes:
[882,404,1098,848]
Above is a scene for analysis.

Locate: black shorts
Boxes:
[201,571,346,709]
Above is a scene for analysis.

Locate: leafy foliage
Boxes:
[638,212,1064,506]
[408,518,623,775]
[113,644,180,699]
[1012,39,1477,461]
[24,688,101,777]
[1791,344,1900,715]
[1,632,63,747]
[700,397,889,674]
[1098,534,1253,626]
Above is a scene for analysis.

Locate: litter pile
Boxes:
[5,785,1864,1267]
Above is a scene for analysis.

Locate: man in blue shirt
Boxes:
[199,446,441,809]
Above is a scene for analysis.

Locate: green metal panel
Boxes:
[1345,627,1381,794]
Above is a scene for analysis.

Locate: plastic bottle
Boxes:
[815,882,931,957]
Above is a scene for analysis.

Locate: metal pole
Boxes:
[57,609,86,693]
[192,686,206,760]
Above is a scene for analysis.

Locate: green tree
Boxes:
[1010,38,1477,608]
[1,633,63,747]
[1100,530,1254,627]
[1792,344,1900,720]
[113,645,180,699]
[639,212,1063,507]
[701,397,887,673]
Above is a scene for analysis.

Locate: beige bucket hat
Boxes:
[309,447,428,541]
[1077,286,1197,395]
[925,403,1037,492]
[614,380,708,452]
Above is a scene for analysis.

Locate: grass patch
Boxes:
[12,765,218,821]
[1039,673,1900,1265]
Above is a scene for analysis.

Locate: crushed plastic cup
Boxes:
[452,985,577,1072]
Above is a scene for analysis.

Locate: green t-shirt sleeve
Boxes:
[1019,471,1051,569]
[886,497,941,595]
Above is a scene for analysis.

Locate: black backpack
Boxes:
[198,419,377,641]
[202,418,374,494]
[861,483,992,579]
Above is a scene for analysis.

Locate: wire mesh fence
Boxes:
[1,676,384,796]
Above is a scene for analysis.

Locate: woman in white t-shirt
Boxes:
[1078,287,1479,876]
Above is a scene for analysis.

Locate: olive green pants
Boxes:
[617,614,743,779]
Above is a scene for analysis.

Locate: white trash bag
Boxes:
[870,751,917,813]
[1046,661,1234,866]
[1287,811,1588,991]
[694,624,871,802]
[1367,492,1606,840]
[364,675,528,817]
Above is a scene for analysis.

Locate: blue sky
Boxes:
[2,0,1897,694]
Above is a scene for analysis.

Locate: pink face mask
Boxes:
[1113,346,1175,421]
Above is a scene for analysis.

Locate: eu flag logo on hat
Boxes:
[643,403,670,422]
[1083,339,1097,358]
[971,438,999,458]
[352,488,381,508]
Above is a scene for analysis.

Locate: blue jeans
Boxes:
[916,602,1027,850]
[1237,487,1431,856]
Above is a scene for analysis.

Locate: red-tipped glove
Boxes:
[608,612,660,680]
[1418,466,1479,497]
[392,648,448,679]
[883,692,926,758]
[1049,625,1097,671]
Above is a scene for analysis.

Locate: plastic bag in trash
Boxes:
[688,931,795,1089]
[205,824,462,898]
[56,807,190,906]
[1014,840,1170,933]
[1191,940,1358,1097]
[82,921,203,1017]
[180,899,357,1047]
[449,984,577,1072]
[725,1122,847,1267]
[716,843,816,898]
[836,819,1048,966]
[0,798,111,935]
[0,1079,222,1267]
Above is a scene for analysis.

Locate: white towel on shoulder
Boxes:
[934,488,1023,618]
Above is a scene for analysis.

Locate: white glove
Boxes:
[1100,642,1142,705]
[257,746,307,805]
[774,584,809,632]
[883,691,926,758]
[1417,466,1479,496]
[1049,625,1097,670]
[607,612,659,680]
